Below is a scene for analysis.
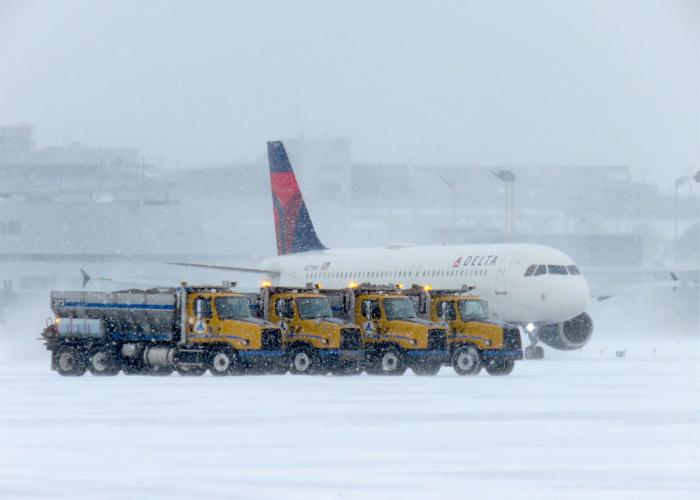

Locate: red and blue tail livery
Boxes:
[267,141,326,256]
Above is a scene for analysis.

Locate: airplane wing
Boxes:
[80,269,164,289]
[168,262,280,276]
[591,272,694,301]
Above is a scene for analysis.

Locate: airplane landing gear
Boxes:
[524,345,545,360]
[523,326,545,360]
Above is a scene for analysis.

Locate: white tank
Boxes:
[50,289,178,340]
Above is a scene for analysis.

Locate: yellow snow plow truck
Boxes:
[407,286,523,375]
[256,286,365,375]
[41,284,285,376]
[321,285,449,376]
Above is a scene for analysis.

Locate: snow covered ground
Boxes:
[1,334,698,500]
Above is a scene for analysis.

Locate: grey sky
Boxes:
[1,0,698,187]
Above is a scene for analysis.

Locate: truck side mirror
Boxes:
[363,302,372,320]
[276,299,293,319]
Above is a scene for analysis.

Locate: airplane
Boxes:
[172,141,595,360]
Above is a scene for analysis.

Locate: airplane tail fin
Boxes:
[267,141,326,255]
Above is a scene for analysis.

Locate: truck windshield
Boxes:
[215,297,252,320]
[459,300,488,321]
[296,297,333,319]
[384,298,417,320]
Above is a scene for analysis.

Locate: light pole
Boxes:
[673,170,700,266]
[492,169,516,242]
[440,177,457,233]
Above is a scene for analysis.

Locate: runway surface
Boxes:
[1,338,698,499]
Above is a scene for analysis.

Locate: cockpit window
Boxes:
[524,265,536,277]
[567,265,581,275]
[534,265,547,276]
[548,265,568,275]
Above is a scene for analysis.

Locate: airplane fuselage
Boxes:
[260,242,590,325]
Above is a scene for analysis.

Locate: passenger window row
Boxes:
[524,264,580,277]
[305,267,489,281]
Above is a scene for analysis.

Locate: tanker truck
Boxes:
[41,283,285,376]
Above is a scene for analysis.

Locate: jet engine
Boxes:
[536,312,593,350]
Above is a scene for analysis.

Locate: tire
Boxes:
[176,364,207,376]
[289,346,320,375]
[368,346,406,376]
[525,345,545,360]
[88,347,120,376]
[54,346,87,376]
[484,359,515,376]
[452,345,482,376]
[524,345,535,359]
[209,348,238,376]
[412,360,441,376]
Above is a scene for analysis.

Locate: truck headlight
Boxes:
[526,323,536,333]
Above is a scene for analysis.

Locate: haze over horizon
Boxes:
[1,0,698,188]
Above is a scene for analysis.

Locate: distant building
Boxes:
[0,124,140,167]
[0,124,34,157]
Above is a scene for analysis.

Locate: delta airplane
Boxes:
[175,141,594,359]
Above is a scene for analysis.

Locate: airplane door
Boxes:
[495,254,515,295]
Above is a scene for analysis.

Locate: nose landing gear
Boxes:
[524,344,545,360]
[522,324,545,360]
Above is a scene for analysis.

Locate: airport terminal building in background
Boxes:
[0,126,698,334]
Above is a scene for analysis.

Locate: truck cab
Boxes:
[259,287,364,375]
[183,288,285,375]
[328,286,448,375]
[413,288,522,375]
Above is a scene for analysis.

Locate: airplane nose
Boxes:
[540,276,590,321]
[560,277,590,318]
[575,276,591,310]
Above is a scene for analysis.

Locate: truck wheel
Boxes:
[88,348,120,376]
[412,360,441,376]
[484,359,515,376]
[54,346,87,376]
[176,365,207,376]
[452,346,482,376]
[369,347,405,375]
[209,348,238,376]
[290,346,319,375]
